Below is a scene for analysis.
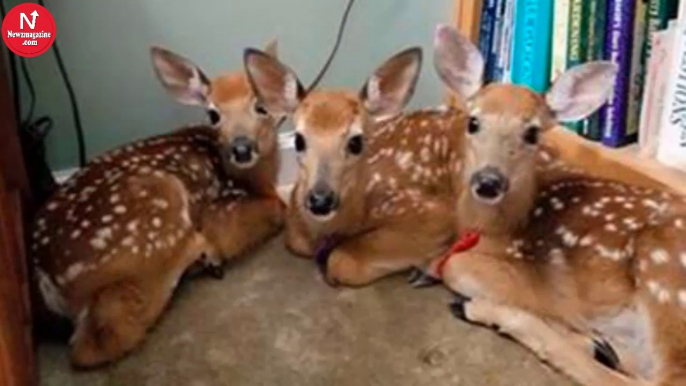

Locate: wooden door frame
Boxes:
[0,49,36,386]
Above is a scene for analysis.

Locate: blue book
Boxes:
[510,0,555,92]
[599,0,636,147]
[479,0,498,83]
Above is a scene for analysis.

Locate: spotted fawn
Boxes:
[31,42,285,367]
[242,46,475,286]
[433,25,686,386]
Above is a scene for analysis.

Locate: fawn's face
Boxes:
[291,91,367,219]
[462,86,555,204]
[244,47,422,221]
[433,25,617,206]
[151,41,279,169]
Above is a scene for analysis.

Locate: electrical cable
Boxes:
[36,0,87,167]
[275,0,357,136]
[306,0,356,93]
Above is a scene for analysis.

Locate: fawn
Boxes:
[431,25,686,386]
[243,46,466,286]
[31,42,285,367]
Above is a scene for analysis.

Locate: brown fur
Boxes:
[287,106,466,285]
[32,68,285,367]
[439,84,686,386]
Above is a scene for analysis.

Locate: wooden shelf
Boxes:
[545,127,686,195]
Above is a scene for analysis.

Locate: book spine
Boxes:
[565,0,591,134]
[656,25,686,170]
[585,0,608,140]
[550,0,571,83]
[490,0,508,82]
[639,29,674,157]
[500,0,517,83]
[643,0,679,77]
[599,0,637,147]
[626,0,649,140]
[511,0,554,92]
[479,0,498,83]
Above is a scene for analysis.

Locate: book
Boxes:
[656,24,686,170]
[626,0,649,142]
[599,0,637,147]
[499,0,517,82]
[644,0,679,60]
[458,0,483,45]
[490,0,508,82]
[479,0,498,82]
[639,27,675,158]
[584,0,609,140]
[510,0,555,92]
[550,0,571,83]
[565,0,591,134]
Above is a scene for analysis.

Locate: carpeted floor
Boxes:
[37,236,574,386]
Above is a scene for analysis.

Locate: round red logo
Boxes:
[2,3,56,58]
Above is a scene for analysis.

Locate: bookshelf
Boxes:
[545,127,686,194]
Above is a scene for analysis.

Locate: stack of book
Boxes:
[455,0,682,157]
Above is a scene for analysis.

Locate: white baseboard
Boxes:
[53,168,79,184]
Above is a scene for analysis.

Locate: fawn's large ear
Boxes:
[264,38,278,58]
[244,48,305,116]
[546,62,618,122]
[433,24,484,101]
[150,46,211,106]
[360,47,423,120]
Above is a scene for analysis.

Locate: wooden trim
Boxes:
[0,185,35,386]
[0,51,35,386]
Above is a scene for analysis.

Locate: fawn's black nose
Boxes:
[230,136,256,164]
[470,167,509,203]
[306,187,339,217]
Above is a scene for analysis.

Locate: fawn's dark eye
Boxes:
[523,126,540,145]
[208,109,221,125]
[467,116,480,134]
[347,135,364,155]
[294,133,306,152]
[254,102,268,116]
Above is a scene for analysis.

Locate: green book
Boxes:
[565,0,591,134]
[627,0,649,140]
[584,0,608,141]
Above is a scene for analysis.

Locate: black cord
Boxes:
[306,0,356,93]
[36,0,87,167]
[18,56,36,125]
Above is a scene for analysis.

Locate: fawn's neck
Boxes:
[454,172,537,239]
[224,143,280,198]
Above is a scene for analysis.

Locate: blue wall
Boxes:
[10,0,453,170]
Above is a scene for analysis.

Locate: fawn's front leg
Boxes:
[199,196,285,277]
[284,205,316,258]
[451,297,644,386]
[320,218,452,287]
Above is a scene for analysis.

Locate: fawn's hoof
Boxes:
[448,293,472,321]
[314,237,339,287]
[205,263,225,280]
[593,338,621,370]
[408,268,442,288]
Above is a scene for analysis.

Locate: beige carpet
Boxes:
[37,236,574,386]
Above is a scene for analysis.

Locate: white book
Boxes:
[550,0,570,82]
[639,28,675,158]
[656,23,686,171]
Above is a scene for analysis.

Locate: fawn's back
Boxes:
[32,127,241,316]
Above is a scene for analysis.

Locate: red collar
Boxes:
[435,231,481,278]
